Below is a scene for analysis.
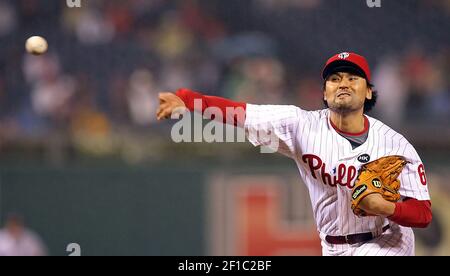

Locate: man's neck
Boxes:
[330,110,366,134]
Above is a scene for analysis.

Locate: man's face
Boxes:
[324,72,372,114]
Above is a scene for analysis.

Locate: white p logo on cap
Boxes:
[338,52,350,59]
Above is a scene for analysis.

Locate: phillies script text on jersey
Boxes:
[302,154,357,188]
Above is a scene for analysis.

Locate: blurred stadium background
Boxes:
[0,0,449,256]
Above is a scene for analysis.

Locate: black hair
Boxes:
[322,81,378,113]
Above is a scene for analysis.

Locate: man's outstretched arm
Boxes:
[157,88,305,158]
[157,88,247,127]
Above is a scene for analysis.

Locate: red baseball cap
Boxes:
[322,52,371,82]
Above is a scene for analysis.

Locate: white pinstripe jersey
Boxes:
[245,104,430,237]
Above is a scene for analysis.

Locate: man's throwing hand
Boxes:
[156,92,187,120]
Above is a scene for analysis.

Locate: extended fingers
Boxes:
[158,103,182,120]
[157,107,170,120]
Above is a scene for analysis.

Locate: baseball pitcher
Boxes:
[157,52,432,256]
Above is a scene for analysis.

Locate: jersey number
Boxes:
[418,164,427,186]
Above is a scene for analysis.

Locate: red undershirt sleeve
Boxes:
[176,88,247,127]
[388,198,432,228]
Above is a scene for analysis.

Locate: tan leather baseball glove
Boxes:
[351,155,408,217]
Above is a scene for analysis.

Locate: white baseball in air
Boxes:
[25,36,48,55]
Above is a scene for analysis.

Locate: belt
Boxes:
[325,225,390,245]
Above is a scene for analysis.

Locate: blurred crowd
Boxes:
[0,0,449,161]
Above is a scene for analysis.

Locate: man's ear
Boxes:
[366,87,373,100]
